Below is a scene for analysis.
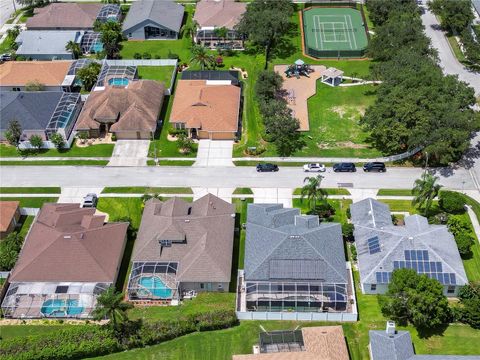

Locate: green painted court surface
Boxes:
[303,7,368,57]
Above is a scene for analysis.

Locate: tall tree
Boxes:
[181,20,199,43]
[25,80,45,91]
[412,172,442,215]
[65,40,81,60]
[99,21,123,59]
[301,175,328,213]
[429,0,474,34]
[380,269,452,329]
[267,110,304,157]
[235,0,293,69]
[214,26,229,44]
[456,283,480,329]
[365,0,418,27]
[190,45,214,70]
[77,62,102,91]
[255,70,283,103]
[92,287,133,330]
[0,232,23,271]
[5,119,22,146]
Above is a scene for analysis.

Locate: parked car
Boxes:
[333,162,356,172]
[363,162,386,172]
[256,163,279,172]
[82,193,98,208]
[0,53,12,61]
[303,163,326,172]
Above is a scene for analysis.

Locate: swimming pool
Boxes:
[41,299,83,317]
[139,276,173,299]
[108,77,129,86]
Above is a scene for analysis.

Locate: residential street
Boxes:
[0,0,19,27]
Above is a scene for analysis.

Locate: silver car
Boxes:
[303,163,326,172]
[82,193,98,208]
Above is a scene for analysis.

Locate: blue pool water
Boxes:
[41,299,83,317]
[91,42,103,53]
[108,78,129,86]
[139,276,173,299]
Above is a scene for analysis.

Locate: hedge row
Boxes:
[0,309,238,360]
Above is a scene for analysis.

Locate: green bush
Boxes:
[447,215,471,236]
[168,128,187,137]
[350,243,357,261]
[342,223,354,242]
[455,233,474,257]
[439,191,466,214]
[142,52,151,59]
[133,52,142,59]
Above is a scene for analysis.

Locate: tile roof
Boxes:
[9,203,128,283]
[132,194,235,283]
[194,0,246,29]
[0,61,72,87]
[350,198,468,286]
[0,201,19,232]
[170,80,241,133]
[0,91,63,133]
[16,31,82,57]
[26,3,102,30]
[75,80,164,133]
[122,0,184,34]
[244,204,347,283]
[232,326,349,360]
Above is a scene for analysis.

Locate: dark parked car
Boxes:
[333,162,356,172]
[363,162,386,172]
[256,163,279,172]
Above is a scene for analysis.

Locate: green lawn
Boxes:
[0,197,58,208]
[96,198,144,229]
[292,198,352,224]
[0,143,114,158]
[377,189,413,196]
[102,187,193,194]
[293,188,350,196]
[137,66,175,88]
[17,215,34,237]
[233,188,253,195]
[447,35,467,63]
[0,160,109,166]
[148,160,196,166]
[0,324,78,340]
[0,187,61,194]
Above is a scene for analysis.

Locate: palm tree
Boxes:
[300,175,328,213]
[214,26,229,45]
[181,20,199,43]
[412,172,442,215]
[92,287,132,330]
[190,45,214,70]
[65,40,81,59]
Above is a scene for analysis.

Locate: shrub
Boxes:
[439,191,466,214]
[342,223,354,242]
[168,128,187,137]
[455,233,474,257]
[133,52,142,59]
[346,207,351,219]
[447,215,471,236]
[142,52,151,59]
[50,133,65,150]
[350,243,357,261]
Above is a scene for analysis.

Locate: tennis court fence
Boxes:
[305,47,366,58]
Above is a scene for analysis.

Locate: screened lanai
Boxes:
[96,63,137,87]
[1,282,110,319]
[45,92,82,140]
[127,262,179,301]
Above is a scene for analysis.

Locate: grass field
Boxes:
[18,215,34,237]
[0,143,114,158]
[0,197,58,208]
[377,189,413,196]
[0,160,109,166]
[96,198,144,229]
[101,187,192,194]
[293,187,350,196]
[137,66,175,88]
[0,187,61,194]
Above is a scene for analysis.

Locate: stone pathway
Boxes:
[466,205,480,246]
[194,140,234,167]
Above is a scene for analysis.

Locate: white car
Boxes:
[303,163,326,172]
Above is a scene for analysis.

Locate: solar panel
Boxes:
[368,236,381,254]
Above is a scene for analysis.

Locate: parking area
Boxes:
[194,140,234,167]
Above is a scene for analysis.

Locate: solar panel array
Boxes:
[96,4,121,22]
[367,236,380,254]
[375,249,457,285]
[96,64,137,87]
[80,32,102,53]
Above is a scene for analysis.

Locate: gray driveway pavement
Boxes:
[108,140,150,167]
[194,140,234,167]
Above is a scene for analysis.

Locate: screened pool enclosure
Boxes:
[1,282,110,319]
[127,262,179,301]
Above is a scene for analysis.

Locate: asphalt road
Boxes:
[0,165,475,191]
[0,0,19,27]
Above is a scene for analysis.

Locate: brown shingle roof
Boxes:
[0,201,19,232]
[76,80,164,132]
[170,80,240,133]
[9,203,128,283]
[26,3,102,30]
[0,61,72,87]
[132,194,235,283]
[232,326,349,360]
[194,0,246,29]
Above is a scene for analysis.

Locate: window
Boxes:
[12,87,20,91]
[200,283,204,289]
[370,284,377,291]
[218,284,223,289]
[447,286,455,294]
[128,33,132,38]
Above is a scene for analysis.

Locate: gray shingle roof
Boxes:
[370,329,480,360]
[122,0,184,33]
[0,91,63,132]
[350,199,468,286]
[16,31,82,57]
[245,204,347,283]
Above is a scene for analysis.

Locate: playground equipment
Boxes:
[285,59,314,78]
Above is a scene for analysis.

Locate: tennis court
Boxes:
[303,7,368,58]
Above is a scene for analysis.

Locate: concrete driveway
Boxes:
[252,188,293,207]
[108,140,150,167]
[194,140,234,167]
[58,187,104,203]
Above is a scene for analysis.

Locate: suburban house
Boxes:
[236,203,357,321]
[0,201,20,239]
[0,91,82,149]
[170,71,241,140]
[0,61,73,92]
[350,198,468,296]
[370,321,480,360]
[26,3,121,30]
[122,0,184,40]
[193,0,246,49]
[75,80,164,140]
[127,194,235,304]
[233,326,349,360]
[1,203,128,319]
[15,31,83,60]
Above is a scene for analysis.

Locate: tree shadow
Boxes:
[457,137,480,170]
[415,322,449,339]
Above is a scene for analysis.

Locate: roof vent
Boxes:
[386,321,396,337]
[231,213,235,218]
[408,236,414,240]
[63,235,71,239]
[184,219,190,223]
